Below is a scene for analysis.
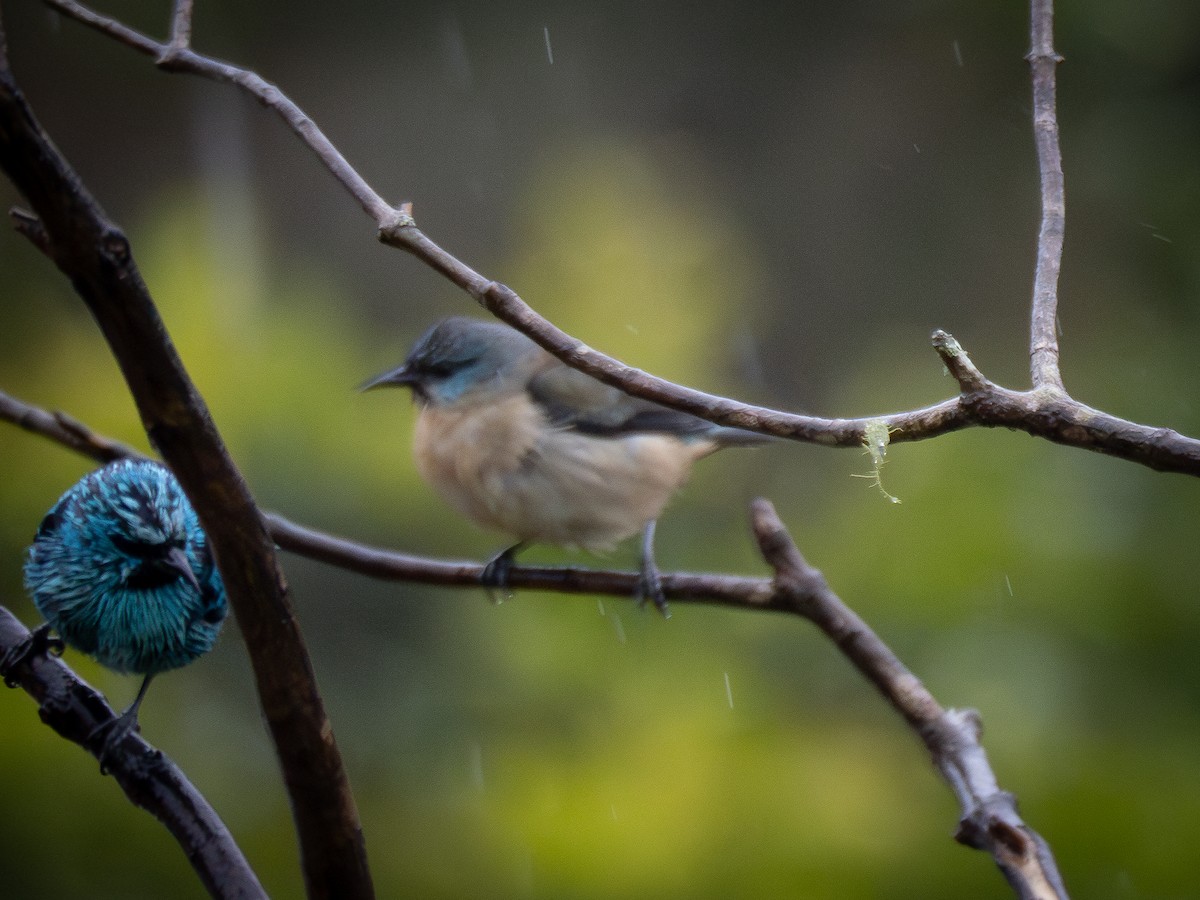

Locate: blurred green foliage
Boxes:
[2,1,1200,898]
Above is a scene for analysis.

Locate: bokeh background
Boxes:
[3,1,1200,897]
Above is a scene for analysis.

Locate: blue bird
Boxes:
[16,458,226,754]
[362,316,771,614]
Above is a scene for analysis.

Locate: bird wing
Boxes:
[527,359,768,445]
[32,496,68,542]
[193,537,228,625]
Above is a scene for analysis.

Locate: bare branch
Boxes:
[35,0,1200,479]
[0,387,780,607]
[43,0,399,227]
[0,55,373,900]
[168,0,194,52]
[0,388,1073,897]
[1027,0,1066,392]
[749,499,1068,900]
[0,389,142,461]
[43,0,161,56]
[0,606,267,900]
[932,330,993,394]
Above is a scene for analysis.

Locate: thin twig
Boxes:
[750,499,1068,900]
[0,606,268,900]
[167,0,194,52]
[1027,0,1066,392]
[35,0,1200,478]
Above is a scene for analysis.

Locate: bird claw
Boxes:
[636,520,670,618]
[635,558,670,618]
[1,623,62,687]
[480,543,524,604]
[86,710,140,774]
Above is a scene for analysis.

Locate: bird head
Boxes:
[95,463,203,593]
[361,317,543,407]
[70,460,205,594]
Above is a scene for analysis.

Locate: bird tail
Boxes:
[710,426,779,448]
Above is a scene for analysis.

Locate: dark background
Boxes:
[2,1,1199,897]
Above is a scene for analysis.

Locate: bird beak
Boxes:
[164,546,202,593]
[359,364,418,392]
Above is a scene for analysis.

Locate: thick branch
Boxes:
[750,499,1068,900]
[1027,0,1066,391]
[0,55,372,900]
[0,606,267,900]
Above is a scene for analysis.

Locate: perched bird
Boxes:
[362,316,770,614]
[16,458,227,755]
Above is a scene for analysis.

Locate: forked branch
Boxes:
[0,391,1069,898]
[34,0,1200,476]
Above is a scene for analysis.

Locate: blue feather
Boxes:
[22,459,226,746]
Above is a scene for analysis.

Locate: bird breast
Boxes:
[413,393,713,551]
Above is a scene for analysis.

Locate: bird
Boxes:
[361,316,771,615]
[13,458,227,758]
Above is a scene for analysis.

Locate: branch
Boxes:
[0,387,781,606]
[0,50,372,900]
[750,500,1068,900]
[1027,0,1066,392]
[35,0,1200,479]
[0,606,267,900]
[0,389,1070,896]
[168,0,194,52]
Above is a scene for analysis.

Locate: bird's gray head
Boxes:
[361,317,541,406]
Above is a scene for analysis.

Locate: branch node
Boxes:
[932,330,990,394]
[1025,50,1065,64]
[378,206,415,239]
[9,206,50,252]
[946,706,984,741]
[473,279,502,302]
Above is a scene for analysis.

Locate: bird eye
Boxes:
[111,533,163,558]
[424,360,459,377]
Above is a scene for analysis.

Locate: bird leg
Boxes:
[637,520,670,618]
[480,541,527,603]
[87,674,154,771]
[1,622,65,688]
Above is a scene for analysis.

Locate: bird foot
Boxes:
[635,558,670,618]
[86,709,140,775]
[1,623,64,688]
[481,543,524,604]
[636,521,670,618]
